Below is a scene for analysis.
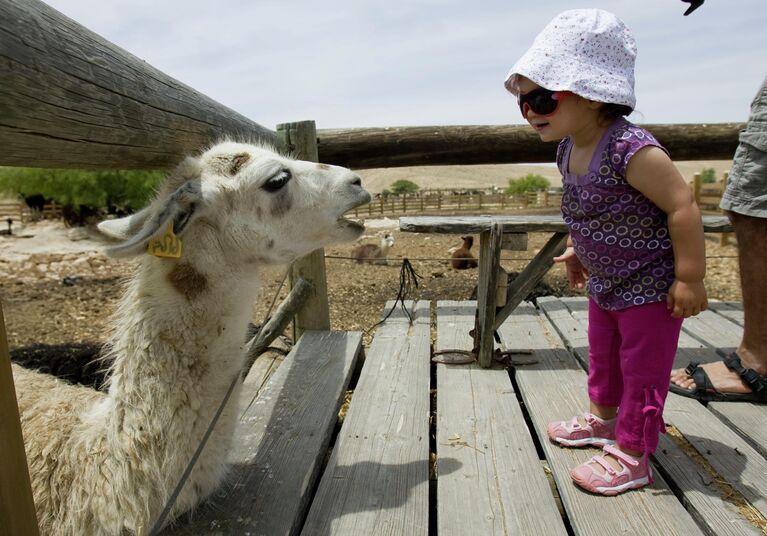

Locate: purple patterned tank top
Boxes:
[558,118,675,311]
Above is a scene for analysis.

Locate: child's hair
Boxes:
[599,103,634,123]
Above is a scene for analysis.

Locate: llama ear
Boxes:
[98,207,152,241]
[100,181,203,258]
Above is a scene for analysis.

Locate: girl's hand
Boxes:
[667,279,708,318]
[554,247,588,289]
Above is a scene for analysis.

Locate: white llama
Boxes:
[11,141,370,535]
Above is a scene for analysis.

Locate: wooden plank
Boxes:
[679,311,767,461]
[399,215,732,234]
[316,123,743,169]
[0,301,40,535]
[501,232,528,251]
[476,224,503,368]
[279,121,331,338]
[164,331,362,535]
[436,301,566,535]
[497,302,704,536]
[707,302,744,326]
[301,301,430,535]
[0,0,276,170]
[539,297,765,535]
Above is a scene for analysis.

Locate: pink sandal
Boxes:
[547,413,616,447]
[570,444,651,495]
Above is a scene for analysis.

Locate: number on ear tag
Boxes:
[147,224,182,258]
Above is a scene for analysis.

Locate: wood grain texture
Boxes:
[164,331,362,535]
[435,301,566,535]
[317,123,743,169]
[0,302,40,535]
[476,224,503,368]
[301,301,431,536]
[0,0,275,170]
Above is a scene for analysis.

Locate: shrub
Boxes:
[700,167,718,184]
[505,174,550,194]
[390,179,420,195]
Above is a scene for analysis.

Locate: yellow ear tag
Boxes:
[147,224,182,258]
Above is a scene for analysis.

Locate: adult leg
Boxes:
[670,212,767,394]
[671,75,767,396]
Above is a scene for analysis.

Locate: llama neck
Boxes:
[104,254,258,414]
[87,251,261,511]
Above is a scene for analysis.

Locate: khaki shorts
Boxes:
[720,77,767,218]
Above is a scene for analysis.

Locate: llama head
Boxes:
[98,142,371,264]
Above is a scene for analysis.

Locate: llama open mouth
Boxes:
[338,194,370,232]
[338,215,365,232]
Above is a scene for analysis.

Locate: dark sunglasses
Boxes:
[518,88,570,117]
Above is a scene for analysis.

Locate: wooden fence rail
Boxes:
[0,0,743,171]
[0,0,276,170]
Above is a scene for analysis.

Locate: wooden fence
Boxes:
[0,201,63,225]
[353,190,562,217]
[0,0,745,533]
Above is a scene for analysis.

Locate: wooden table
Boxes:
[399,214,733,368]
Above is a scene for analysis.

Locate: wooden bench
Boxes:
[400,215,734,369]
[163,330,363,535]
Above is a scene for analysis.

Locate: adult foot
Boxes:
[670,360,752,394]
[670,353,767,402]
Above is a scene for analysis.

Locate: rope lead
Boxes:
[366,257,422,332]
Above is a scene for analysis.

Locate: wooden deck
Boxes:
[164,298,766,536]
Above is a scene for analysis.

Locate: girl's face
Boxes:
[516,77,600,142]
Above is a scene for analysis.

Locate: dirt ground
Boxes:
[1,216,741,387]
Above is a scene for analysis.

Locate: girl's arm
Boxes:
[626,146,708,317]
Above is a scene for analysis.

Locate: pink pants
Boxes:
[587,298,683,454]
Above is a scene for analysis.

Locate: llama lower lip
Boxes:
[338,217,365,232]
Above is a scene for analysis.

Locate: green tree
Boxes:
[0,167,165,216]
[699,167,717,184]
[390,179,420,195]
[505,174,550,194]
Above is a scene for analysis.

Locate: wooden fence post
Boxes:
[0,301,40,536]
[276,121,330,339]
[692,172,702,205]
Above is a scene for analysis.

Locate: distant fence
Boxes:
[692,171,727,210]
[352,189,562,217]
[0,201,63,224]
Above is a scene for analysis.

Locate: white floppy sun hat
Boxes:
[504,9,637,109]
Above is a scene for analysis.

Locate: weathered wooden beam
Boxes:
[317,123,744,169]
[0,0,276,170]
[0,301,40,536]
[475,223,503,368]
[400,215,734,234]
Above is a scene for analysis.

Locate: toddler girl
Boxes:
[504,9,708,495]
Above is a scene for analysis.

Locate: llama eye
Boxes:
[262,169,291,192]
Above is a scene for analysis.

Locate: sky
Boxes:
[44,0,766,131]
